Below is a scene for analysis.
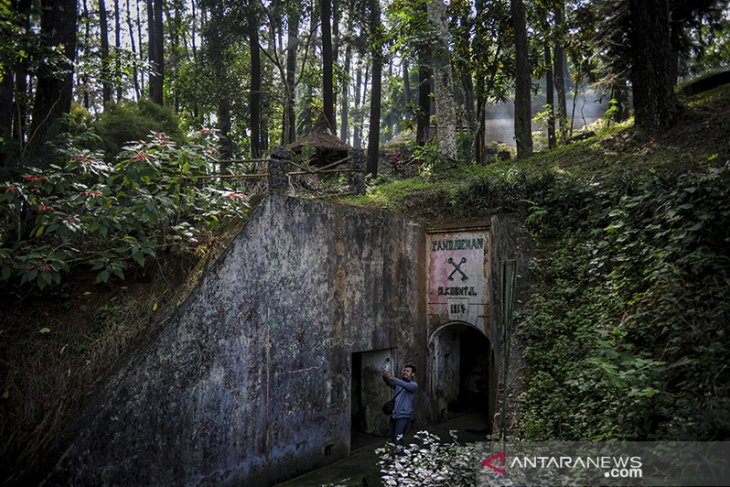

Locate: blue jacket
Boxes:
[384,376,418,419]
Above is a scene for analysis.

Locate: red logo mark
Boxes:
[482,451,507,475]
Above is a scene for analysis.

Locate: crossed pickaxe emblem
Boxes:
[448,257,468,281]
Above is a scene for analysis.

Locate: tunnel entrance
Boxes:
[350,348,396,449]
[429,322,494,429]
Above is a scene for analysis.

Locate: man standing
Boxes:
[383,364,418,455]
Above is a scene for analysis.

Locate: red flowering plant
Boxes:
[0,128,250,289]
[390,150,400,168]
[11,253,70,288]
[0,145,116,287]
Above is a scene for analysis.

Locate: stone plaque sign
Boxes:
[427,229,489,329]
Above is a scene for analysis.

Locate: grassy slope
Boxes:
[344,83,729,219]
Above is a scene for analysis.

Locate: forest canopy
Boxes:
[1,0,728,168]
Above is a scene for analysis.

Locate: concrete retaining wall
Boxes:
[489,213,535,437]
[44,196,427,486]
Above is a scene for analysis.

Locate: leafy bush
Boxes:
[0,129,250,290]
[453,166,559,214]
[93,99,183,157]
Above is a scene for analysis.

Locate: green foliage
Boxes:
[0,129,250,290]
[601,99,620,127]
[455,132,474,164]
[359,175,441,210]
[385,0,434,55]
[412,142,448,176]
[348,115,728,444]
[452,165,559,215]
[92,99,183,157]
[344,86,729,446]
[519,166,730,440]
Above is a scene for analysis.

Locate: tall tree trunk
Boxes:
[340,43,351,143]
[512,0,533,157]
[453,5,475,142]
[428,0,457,158]
[475,93,486,163]
[217,100,233,160]
[629,0,677,131]
[284,9,299,144]
[460,69,476,132]
[570,81,580,137]
[541,14,556,149]
[553,3,568,143]
[0,68,11,131]
[353,60,363,149]
[2,0,32,165]
[190,0,199,123]
[12,0,32,151]
[80,0,91,108]
[248,1,262,158]
[206,4,232,158]
[402,60,411,111]
[164,1,180,112]
[26,0,77,163]
[611,79,630,122]
[321,0,335,132]
[136,0,145,94]
[100,0,112,105]
[300,86,314,138]
[332,0,340,121]
[340,5,355,143]
[416,60,431,146]
[114,0,122,101]
[366,0,382,177]
[148,0,164,105]
[125,0,140,100]
[385,61,394,141]
[0,66,12,167]
[261,58,271,151]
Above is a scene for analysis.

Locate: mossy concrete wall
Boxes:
[488,213,534,437]
[44,196,427,486]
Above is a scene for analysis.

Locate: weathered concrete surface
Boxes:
[422,215,533,430]
[488,213,534,437]
[43,196,427,486]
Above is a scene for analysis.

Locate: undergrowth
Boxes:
[519,166,730,440]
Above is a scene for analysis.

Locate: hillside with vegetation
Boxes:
[1,0,729,483]
[2,81,728,483]
[345,83,730,442]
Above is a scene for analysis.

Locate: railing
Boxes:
[183,146,366,197]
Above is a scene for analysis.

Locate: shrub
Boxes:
[0,129,250,290]
[93,99,183,158]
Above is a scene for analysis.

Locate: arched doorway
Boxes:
[429,322,495,430]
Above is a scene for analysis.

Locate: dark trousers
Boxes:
[390,417,410,449]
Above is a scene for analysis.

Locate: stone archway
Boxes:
[428,321,495,429]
